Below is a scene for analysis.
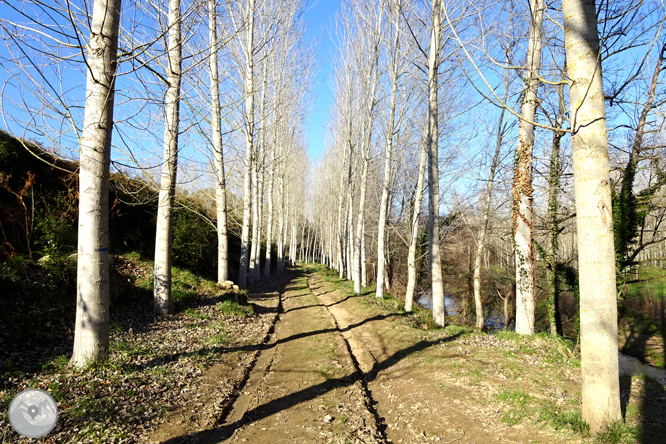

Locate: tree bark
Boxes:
[426,0,445,327]
[250,63,268,282]
[209,0,228,284]
[238,0,256,289]
[277,173,285,274]
[249,151,260,281]
[563,0,621,432]
[405,131,428,312]
[335,151,347,276]
[154,0,182,316]
[71,0,121,367]
[513,0,544,335]
[376,0,401,298]
[264,149,275,276]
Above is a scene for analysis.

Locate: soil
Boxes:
[148,266,591,444]
[4,263,663,443]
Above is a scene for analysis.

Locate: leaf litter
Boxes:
[0,256,280,443]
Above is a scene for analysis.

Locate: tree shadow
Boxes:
[140,312,402,369]
[661,291,665,370]
[637,376,666,443]
[158,332,464,444]
[620,322,650,364]
[636,293,666,442]
[619,373,632,419]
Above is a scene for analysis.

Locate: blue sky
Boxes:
[0,1,340,164]
[302,0,342,161]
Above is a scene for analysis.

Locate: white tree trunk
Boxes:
[250,64,268,282]
[513,0,543,335]
[209,0,228,284]
[426,0,445,327]
[337,143,352,278]
[563,0,621,432]
[354,49,380,294]
[264,150,275,276]
[346,193,354,280]
[290,210,297,266]
[277,174,285,274]
[71,0,121,367]
[249,154,260,281]
[376,0,401,298]
[361,218,367,287]
[154,0,182,316]
[354,155,368,293]
[405,139,428,312]
[238,0,255,289]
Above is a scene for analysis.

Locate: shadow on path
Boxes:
[159,332,462,444]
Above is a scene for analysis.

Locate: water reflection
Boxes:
[416,289,514,331]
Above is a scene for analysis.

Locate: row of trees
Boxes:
[1,0,313,367]
[2,0,665,436]
[303,0,665,434]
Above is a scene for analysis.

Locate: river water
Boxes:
[416,289,514,331]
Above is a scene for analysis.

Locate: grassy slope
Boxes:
[0,253,265,443]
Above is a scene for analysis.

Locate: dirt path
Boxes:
[305,271,579,444]
[156,266,586,443]
[206,267,381,443]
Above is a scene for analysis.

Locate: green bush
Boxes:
[34,189,77,256]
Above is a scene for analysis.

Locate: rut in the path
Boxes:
[205,268,382,443]
[308,273,389,442]
[156,267,587,444]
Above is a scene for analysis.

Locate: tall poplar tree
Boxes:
[238,0,256,289]
[563,0,621,432]
[426,0,445,327]
[375,0,402,299]
[71,0,122,367]
[209,0,229,284]
[512,0,544,335]
[153,0,182,316]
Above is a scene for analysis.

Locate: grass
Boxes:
[496,330,579,366]
[0,251,266,443]
[218,299,254,317]
[495,388,590,436]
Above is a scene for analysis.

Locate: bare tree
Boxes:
[209,0,229,284]
[351,0,382,295]
[472,66,510,330]
[153,0,183,316]
[563,0,621,432]
[405,138,427,312]
[376,0,402,299]
[237,0,256,289]
[512,0,544,335]
[426,0,445,327]
[70,0,122,367]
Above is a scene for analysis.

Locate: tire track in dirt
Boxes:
[308,274,390,442]
[204,268,381,443]
[305,268,587,444]
[215,282,285,428]
[307,273,407,444]
[148,279,284,444]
